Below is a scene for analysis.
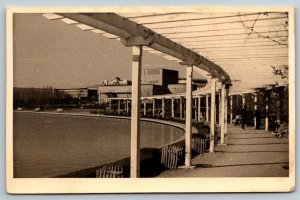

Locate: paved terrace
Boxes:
[158,124,289,177]
[42,11,290,179]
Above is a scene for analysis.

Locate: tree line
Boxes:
[13,87,74,108]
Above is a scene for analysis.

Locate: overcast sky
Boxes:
[13,13,195,88]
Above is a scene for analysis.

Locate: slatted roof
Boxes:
[118,12,288,92]
[43,11,289,93]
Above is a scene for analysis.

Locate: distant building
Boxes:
[103,77,132,86]
[99,68,179,103]
[142,68,178,86]
[167,84,196,94]
[55,88,98,101]
[58,68,206,104]
[178,78,186,84]
[178,78,207,88]
[98,84,164,103]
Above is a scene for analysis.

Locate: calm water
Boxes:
[13,112,183,178]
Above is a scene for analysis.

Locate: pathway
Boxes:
[158,124,289,177]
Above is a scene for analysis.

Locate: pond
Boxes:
[13,112,184,178]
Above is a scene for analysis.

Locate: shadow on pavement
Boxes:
[227,142,288,145]
[195,161,289,169]
[215,150,289,153]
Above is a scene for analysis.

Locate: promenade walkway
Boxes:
[158,124,289,177]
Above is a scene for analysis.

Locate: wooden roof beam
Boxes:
[58,13,231,84]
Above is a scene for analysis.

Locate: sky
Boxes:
[13,13,192,88]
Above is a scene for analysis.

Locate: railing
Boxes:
[161,137,207,169]
[96,165,123,178]
[192,138,207,154]
[161,145,184,169]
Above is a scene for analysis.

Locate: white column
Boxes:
[124,100,127,114]
[185,65,193,167]
[230,95,233,124]
[126,100,129,115]
[98,90,101,104]
[220,84,225,144]
[171,98,175,118]
[109,99,112,114]
[152,98,155,117]
[276,88,281,121]
[215,93,218,125]
[198,96,201,122]
[209,78,216,153]
[180,97,183,119]
[254,93,257,128]
[218,92,221,126]
[265,93,269,131]
[130,46,142,178]
[162,98,165,118]
[143,99,147,116]
[225,92,228,134]
[183,98,186,119]
[194,98,197,120]
[206,95,209,122]
[242,94,246,106]
[118,99,121,115]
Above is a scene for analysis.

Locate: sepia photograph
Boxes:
[6,6,295,193]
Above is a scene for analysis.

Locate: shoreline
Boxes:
[13,110,195,130]
[13,110,204,178]
[14,110,199,145]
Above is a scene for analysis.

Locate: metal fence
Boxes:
[192,138,207,154]
[161,145,184,169]
[161,138,207,169]
[96,165,123,178]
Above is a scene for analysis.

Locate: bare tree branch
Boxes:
[238,12,288,47]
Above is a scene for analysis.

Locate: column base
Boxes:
[218,143,227,146]
[178,165,196,169]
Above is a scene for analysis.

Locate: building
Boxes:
[98,82,164,103]
[142,68,178,86]
[55,68,207,104]
[55,88,98,101]
[98,69,178,103]
[97,68,208,103]
[142,68,180,94]
[103,77,131,86]
[168,83,194,94]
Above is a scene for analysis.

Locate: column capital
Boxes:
[179,58,200,66]
[121,36,154,47]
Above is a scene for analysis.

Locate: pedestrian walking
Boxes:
[254,106,261,129]
[241,105,248,129]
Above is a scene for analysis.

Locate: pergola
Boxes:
[43,11,289,178]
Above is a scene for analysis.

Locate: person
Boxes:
[241,105,248,129]
[155,108,162,117]
[234,115,242,126]
[277,120,289,138]
[271,120,281,136]
[254,106,261,129]
[271,120,288,138]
